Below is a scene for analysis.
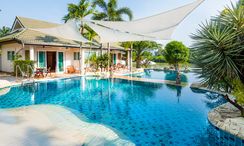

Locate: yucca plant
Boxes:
[191,0,244,116]
[191,21,243,91]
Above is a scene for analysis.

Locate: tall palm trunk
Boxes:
[136,58,140,68]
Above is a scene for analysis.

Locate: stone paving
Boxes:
[208,103,244,140]
[0,105,134,146]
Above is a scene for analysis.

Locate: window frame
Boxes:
[7,51,15,61]
[74,52,80,60]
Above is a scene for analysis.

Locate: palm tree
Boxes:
[92,0,133,21]
[64,0,97,74]
[0,26,10,37]
[63,0,95,33]
[83,25,98,73]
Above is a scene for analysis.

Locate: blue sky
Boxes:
[0,0,238,46]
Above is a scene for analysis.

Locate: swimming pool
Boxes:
[0,77,243,145]
[130,69,202,83]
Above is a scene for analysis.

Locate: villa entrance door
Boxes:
[47,52,56,72]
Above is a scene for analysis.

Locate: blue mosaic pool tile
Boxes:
[0,78,243,145]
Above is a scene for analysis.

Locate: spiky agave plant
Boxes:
[191,0,244,116]
[191,21,243,92]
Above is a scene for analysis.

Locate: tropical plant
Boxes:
[87,53,112,71]
[231,80,244,116]
[153,48,165,63]
[92,0,133,21]
[14,60,35,77]
[0,26,10,37]
[122,41,161,68]
[191,0,244,116]
[86,53,99,70]
[83,25,98,73]
[63,0,95,32]
[63,0,95,22]
[141,51,153,68]
[164,41,189,84]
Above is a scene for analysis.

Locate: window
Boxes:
[74,52,80,60]
[7,51,15,60]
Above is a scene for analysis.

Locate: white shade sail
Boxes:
[83,0,204,42]
[30,21,89,43]
[85,21,157,43]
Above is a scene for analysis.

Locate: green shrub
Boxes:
[14,60,35,77]
[232,80,244,106]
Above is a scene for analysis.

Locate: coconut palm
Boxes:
[92,0,133,21]
[63,0,95,33]
[0,26,10,37]
[63,0,95,22]
[83,25,98,73]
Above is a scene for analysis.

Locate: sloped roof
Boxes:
[0,28,94,48]
[0,16,124,50]
[16,16,59,29]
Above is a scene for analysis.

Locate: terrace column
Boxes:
[29,46,37,69]
[30,46,35,61]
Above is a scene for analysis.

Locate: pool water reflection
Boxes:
[130,69,202,83]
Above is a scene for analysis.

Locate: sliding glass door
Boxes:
[58,52,64,72]
[38,51,46,68]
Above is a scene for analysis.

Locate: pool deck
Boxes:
[208,103,244,140]
[0,105,134,146]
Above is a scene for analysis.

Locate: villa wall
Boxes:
[0,43,126,73]
[1,43,23,72]
[33,46,81,73]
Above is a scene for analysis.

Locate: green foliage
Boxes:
[97,53,111,69]
[0,26,11,37]
[164,41,189,66]
[153,48,165,63]
[14,60,35,76]
[86,53,112,70]
[191,1,244,92]
[141,51,153,68]
[14,53,22,61]
[232,80,244,105]
[83,25,98,42]
[92,0,133,21]
[63,0,95,22]
[125,41,161,68]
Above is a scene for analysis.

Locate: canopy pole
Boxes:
[107,43,111,77]
[79,44,83,75]
[130,43,133,73]
[80,22,85,75]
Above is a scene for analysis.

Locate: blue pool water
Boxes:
[130,69,201,83]
[0,77,243,146]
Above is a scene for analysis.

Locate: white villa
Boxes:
[0,16,130,73]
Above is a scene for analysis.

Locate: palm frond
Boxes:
[117,7,133,21]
